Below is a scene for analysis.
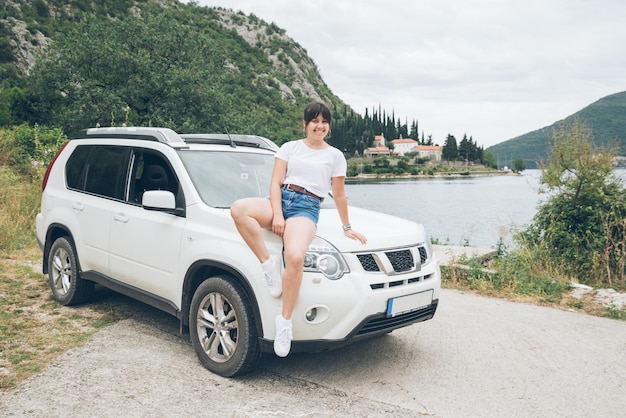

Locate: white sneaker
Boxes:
[274,315,292,357]
[263,256,282,298]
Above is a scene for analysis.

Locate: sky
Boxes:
[184,0,626,147]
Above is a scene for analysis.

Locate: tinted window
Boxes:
[128,150,182,207]
[66,145,130,199]
[65,145,91,190]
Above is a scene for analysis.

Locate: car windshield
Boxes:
[179,150,274,208]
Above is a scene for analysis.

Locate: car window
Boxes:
[66,144,130,200]
[128,150,182,207]
[65,145,90,190]
[179,151,273,208]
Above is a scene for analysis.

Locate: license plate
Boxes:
[387,290,433,317]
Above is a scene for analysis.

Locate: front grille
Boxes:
[418,247,427,263]
[385,249,413,272]
[357,254,378,272]
[355,301,438,335]
[357,245,429,274]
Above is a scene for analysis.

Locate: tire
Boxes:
[47,237,94,306]
[189,276,260,377]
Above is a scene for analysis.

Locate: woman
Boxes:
[230,101,366,357]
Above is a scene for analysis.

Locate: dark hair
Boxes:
[303,102,332,125]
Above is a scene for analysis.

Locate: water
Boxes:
[345,170,544,248]
[346,168,626,248]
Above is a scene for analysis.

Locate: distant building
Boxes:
[365,134,391,157]
[416,145,442,162]
[391,138,419,156]
[364,146,391,157]
[388,137,442,161]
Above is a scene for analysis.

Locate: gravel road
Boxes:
[1,288,625,417]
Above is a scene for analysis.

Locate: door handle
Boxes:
[113,213,129,223]
[72,202,84,212]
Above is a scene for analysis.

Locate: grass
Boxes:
[0,244,128,391]
[441,248,626,320]
[0,167,41,252]
[606,306,626,320]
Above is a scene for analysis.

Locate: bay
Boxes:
[345,170,543,249]
[346,168,626,249]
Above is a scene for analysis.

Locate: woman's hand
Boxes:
[345,229,367,244]
[272,215,286,237]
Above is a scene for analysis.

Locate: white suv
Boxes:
[36,127,440,377]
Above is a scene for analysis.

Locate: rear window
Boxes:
[66,145,131,200]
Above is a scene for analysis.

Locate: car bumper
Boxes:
[259,299,438,353]
[258,252,441,353]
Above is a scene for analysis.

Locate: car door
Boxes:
[65,145,131,275]
[108,150,185,304]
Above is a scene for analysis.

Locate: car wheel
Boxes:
[47,236,94,306]
[189,276,260,377]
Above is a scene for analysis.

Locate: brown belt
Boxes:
[281,184,324,202]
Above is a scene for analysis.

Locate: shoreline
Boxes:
[347,170,518,181]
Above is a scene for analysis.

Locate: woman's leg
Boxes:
[230,197,274,263]
[280,216,317,319]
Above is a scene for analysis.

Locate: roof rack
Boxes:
[181,134,279,152]
[76,127,187,148]
[75,127,279,152]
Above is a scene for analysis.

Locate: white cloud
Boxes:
[186,0,626,147]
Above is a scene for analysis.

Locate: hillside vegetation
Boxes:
[0,0,430,155]
[1,0,340,140]
[488,91,626,168]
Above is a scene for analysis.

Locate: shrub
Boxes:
[1,124,67,179]
[0,125,66,250]
[520,120,625,288]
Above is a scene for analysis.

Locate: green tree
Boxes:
[482,149,497,169]
[512,158,526,172]
[373,157,390,168]
[409,120,419,139]
[28,15,231,135]
[521,120,626,287]
[442,134,458,160]
[396,158,409,173]
[458,134,470,162]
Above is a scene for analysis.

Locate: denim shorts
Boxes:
[281,188,321,225]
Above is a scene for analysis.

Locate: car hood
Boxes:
[316,205,428,252]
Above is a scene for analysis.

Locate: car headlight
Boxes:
[301,236,349,280]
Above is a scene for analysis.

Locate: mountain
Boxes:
[0,0,354,142]
[487,91,626,168]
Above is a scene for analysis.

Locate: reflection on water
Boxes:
[346,168,626,248]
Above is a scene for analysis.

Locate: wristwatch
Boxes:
[342,224,352,231]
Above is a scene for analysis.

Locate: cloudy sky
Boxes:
[186,0,626,147]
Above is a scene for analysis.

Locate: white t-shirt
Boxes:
[275,139,346,198]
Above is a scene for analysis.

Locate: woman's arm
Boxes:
[270,158,287,237]
[331,176,367,244]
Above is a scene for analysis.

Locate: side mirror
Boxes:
[142,190,176,211]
